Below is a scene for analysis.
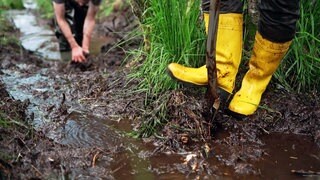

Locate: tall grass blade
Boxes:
[275,0,320,92]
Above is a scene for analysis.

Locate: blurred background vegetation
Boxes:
[34,0,123,19]
[0,0,23,11]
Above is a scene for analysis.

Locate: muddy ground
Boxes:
[1,4,320,179]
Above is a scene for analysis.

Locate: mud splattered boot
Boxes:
[168,13,243,102]
[228,32,292,116]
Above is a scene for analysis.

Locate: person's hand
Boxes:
[83,48,90,58]
[71,46,86,62]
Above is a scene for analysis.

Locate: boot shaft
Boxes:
[228,32,292,116]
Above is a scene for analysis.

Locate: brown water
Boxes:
[257,133,319,179]
[108,113,319,179]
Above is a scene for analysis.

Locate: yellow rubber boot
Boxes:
[228,32,292,116]
[168,13,243,93]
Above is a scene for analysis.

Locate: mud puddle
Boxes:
[257,133,320,179]
[1,66,156,178]
[3,62,319,178]
[203,130,320,179]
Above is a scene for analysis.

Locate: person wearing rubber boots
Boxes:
[167,0,300,117]
[52,0,101,62]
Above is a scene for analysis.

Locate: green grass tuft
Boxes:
[127,0,206,137]
[275,0,320,92]
[130,0,206,95]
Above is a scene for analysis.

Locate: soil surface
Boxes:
[0,3,319,179]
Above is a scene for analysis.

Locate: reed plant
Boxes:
[128,0,205,137]
[130,0,206,95]
[275,0,320,92]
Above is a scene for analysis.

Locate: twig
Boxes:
[17,137,31,152]
[258,125,270,134]
[92,151,101,167]
[291,170,320,176]
[31,164,43,177]
[111,163,126,174]
[60,164,66,180]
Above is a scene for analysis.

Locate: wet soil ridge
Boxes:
[156,87,320,146]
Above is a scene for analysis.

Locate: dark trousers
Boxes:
[54,0,88,51]
[201,0,300,43]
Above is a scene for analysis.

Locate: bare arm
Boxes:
[53,2,86,62]
[82,1,100,53]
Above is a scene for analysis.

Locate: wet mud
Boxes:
[0,1,319,179]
